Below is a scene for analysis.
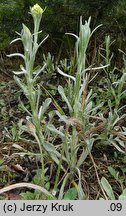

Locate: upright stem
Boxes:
[70,127,76,171]
[34,131,45,186]
[53,147,64,193]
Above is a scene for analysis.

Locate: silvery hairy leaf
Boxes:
[43,142,66,164]
[55,111,68,124]
[12,71,26,75]
[58,174,70,200]
[14,76,28,95]
[77,138,94,168]
[101,177,115,200]
[38,98,52,120]
[57,67,75,82]
[58,85,73,113]
[38,34,49,49]
[76,168,86,200]
[109,139,125,153]
[34,63,46,80]
[46,124,65,138]
[7,53,25,60]
[10,38,21,44]
[19,98,32,116]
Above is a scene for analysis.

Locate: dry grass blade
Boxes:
[87,148,108,200]
[79,119,107,139]
[0,183,54,199]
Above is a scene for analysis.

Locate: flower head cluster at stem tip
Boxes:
[31,4,43,16]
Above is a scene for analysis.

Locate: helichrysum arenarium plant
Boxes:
[7,4,61,186]
[47,17,110,199]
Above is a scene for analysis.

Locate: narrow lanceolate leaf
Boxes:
[20,65,26,73]
[14,76,27,95]
[38,98,52,120]
[19,98,32,116]
[91,24,103,36]
[12,70,26,75]
[76,168,86,200]
[43,142,62,164]
[46,124,65,138]
[57,67,75,81]
[43,141,67,163]
[85,64,110,72]
[86,102,104,114]
[109,139,125,153]
[38,34,49,48]
[34,63,46,80]
[7,53,25,60]
[85,101,93,113]
[55,111,68,124]
[58,174,70,200]
[74,73,81,102]
[79,80,86,98]
[108,166,119,180]
[65,33,79,40]
[10,38,21,44]
[77,139,94,168]
[32,30,43,38]
[15,31,21,36]
[101,177,115,200]
[85,89,92,104]
[36,85,41,113]
[58,85,73,113]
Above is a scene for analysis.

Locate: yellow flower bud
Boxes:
[31,4,43,16]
